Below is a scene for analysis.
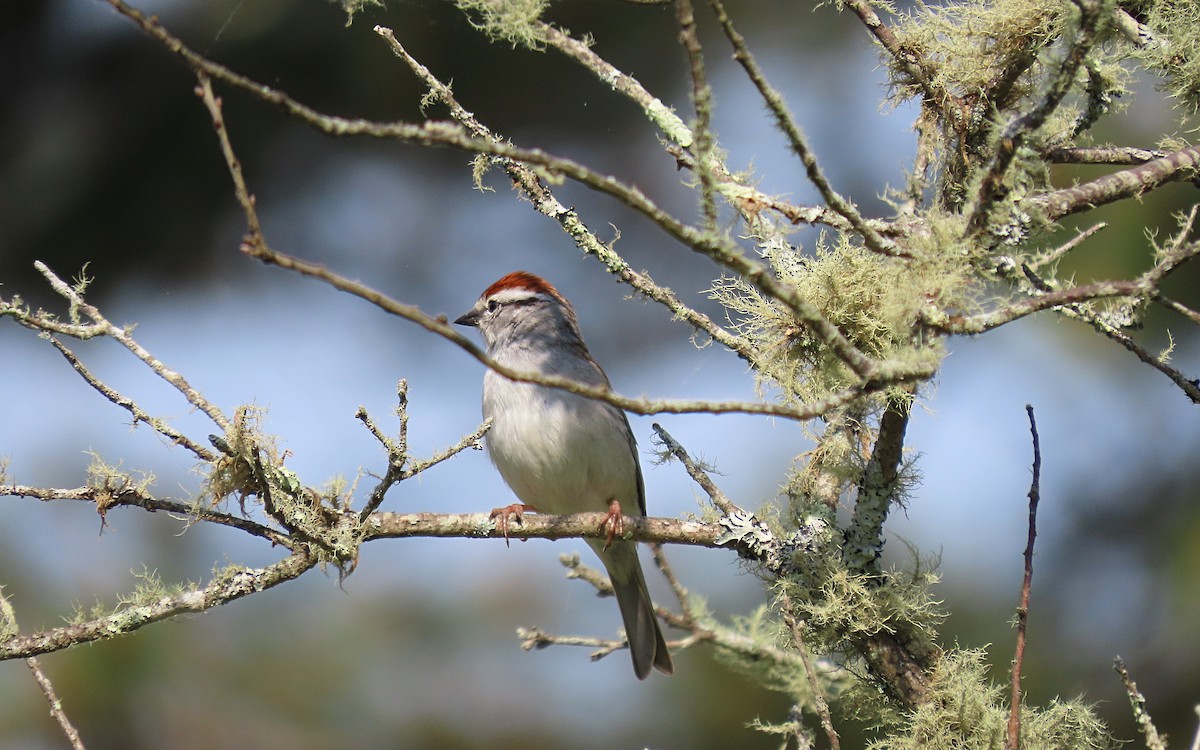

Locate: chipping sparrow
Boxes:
[455,271,673,679]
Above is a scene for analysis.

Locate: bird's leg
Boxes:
[600,498,626,550]
[489,503,536,547]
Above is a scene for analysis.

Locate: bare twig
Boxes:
[1026,222,1108,270]
[194,72,264,249]
[5,483,291,546]
[26,657,88,750]
[1069,306,1200,403]
[650,543,692,618]
[1006,404,1042,750]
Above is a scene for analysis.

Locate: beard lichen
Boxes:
[710,225,974,408]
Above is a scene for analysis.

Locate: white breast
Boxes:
[482,373,639,516]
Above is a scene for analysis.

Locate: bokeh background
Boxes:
[2,1,1199,747]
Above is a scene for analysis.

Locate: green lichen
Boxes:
[455,0,550,50]
[1133,0,1200,114]
[870,649,1117,750]
[711,227,972,407]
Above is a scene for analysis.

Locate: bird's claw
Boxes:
[600,498,625,550]
[490,503,535,547]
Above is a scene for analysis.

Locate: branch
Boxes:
[108,0,885,383]
[709,0,907,259]
[364,511,727,549]
[537,22,692,148]
[1032,145,1200,221]
[924,279,1141,334]
[1006,405,1042,750]
[0,552,316,660]
[967,0,1107,236]
[1044,146,1169,164]
[372,26,758,365]
[244,242,889,421]
[5,483,292,546]
[779,591,841,750]
[675,0,720,231]
[651,422,744,516]
[841,0,967,133]
[9,262,230,433]
[1,590,88,749]
[46,336,216,462]
[842,395,912,576]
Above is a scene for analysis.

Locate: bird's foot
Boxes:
[489,503,536,547]
[600,498,626,550]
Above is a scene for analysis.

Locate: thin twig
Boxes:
[373,25,758,364]
[1156,295,1200,326]
[6,483,292,546]
[1026,222,1107,271]
[651,423,743,515]
[194,72,264,248]
[46,336,216,462]
[650,543,693,618]
[675,0,720,231]
[709,0,906,260]
[779,592,841,750]
[537,22,692,148]
[1,592,88,749]
[30,262,231,432]
[1006,404,1042,750]
[1114,657,1167,750]
[402,420,490,480]
[26,657,88,750]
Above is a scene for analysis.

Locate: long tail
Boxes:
[590,539,673,680]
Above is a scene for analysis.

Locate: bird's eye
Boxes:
[486,299,500,313]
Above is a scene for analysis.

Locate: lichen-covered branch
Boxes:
[1032,145,1200,221]
[0,552,317,660]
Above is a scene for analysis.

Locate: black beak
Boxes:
[454,309,481,327]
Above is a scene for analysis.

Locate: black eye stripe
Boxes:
[487,296,539,312]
